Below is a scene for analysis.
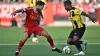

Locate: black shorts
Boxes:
[68,26,86,39]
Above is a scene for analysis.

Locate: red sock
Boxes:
[16,40,25,52]
[47,37,55,48]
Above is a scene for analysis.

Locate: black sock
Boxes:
[75,42,83,52]
[33,33,37,38]
[78,41,83,44]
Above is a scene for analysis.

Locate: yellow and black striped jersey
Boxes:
[24,0,46,7]
[68,7,84,29]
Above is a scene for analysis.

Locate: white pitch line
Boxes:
[0,43,100,46]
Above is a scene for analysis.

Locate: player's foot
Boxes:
[52,48,62,53]
[83,40,87,50]
[32,37,39,43]
[15,52,19,56]
[74,51,85,56]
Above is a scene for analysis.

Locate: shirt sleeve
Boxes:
[74,8,82,15]
[23,8,27,12]
[23,8,29,14]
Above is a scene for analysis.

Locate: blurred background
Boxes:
[0,0,100,27]
[0,0,100,56]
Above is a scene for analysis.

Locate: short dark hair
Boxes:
[63,0,72,5]
[36,1,45,5]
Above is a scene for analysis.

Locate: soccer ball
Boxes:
[32,38,39,43]
[63,46,71,54]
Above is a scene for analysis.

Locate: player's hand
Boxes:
[90,18,97,23]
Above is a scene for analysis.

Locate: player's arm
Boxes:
[36,9,43,18]
[40,14,43,19]
[11,9,24,16]
[81,12,97,23]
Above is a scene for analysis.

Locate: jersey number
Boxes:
[30,15,35,19]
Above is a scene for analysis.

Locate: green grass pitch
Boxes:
[0,26,100,56]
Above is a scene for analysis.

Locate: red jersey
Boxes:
[24,7,40,27]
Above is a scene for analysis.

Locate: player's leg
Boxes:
[15,32,31,56]
[73,36,83,52]
[72,36,85,56]
[67,30,75,45]
[66,30,85,55]
[73,38,87,50]
[67,35,84,55]
[67,38,73,45]
[40,30,62,53]
[32,33,39,42]
[72,28,86,55]
[40,30,55,48]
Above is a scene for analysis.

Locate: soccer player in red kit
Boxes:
[11,1,62,56]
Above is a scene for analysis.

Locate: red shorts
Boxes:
[24,26,44,35]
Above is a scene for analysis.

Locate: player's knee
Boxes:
[67,41,73,45]
[21,36,29,42]
[21,39,26,43]
[46,35,51,39]
[72,39,78,43]
[73,36,79,42]
[44,34,52,40]
[67,41,70,44]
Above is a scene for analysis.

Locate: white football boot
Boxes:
[74,51,85,56]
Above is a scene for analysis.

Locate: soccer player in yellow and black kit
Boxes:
[63,0,97,56]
